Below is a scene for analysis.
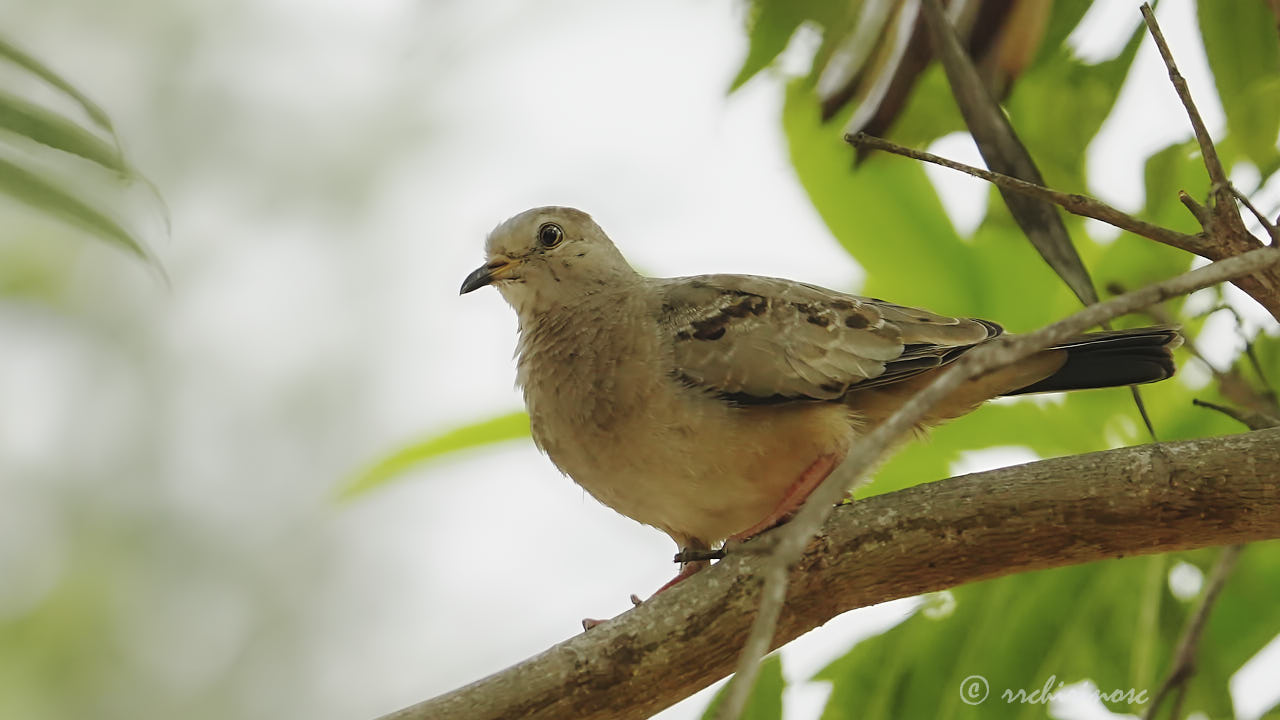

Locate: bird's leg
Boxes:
[593,455,840,632]
[582,457,839,631]
[725,453,838,544]
[651,555,710,595]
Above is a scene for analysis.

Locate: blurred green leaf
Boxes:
[817,543,1280,720]
[0,157,153,262]
[1034,0,1100,69]
[1143,139,1210,232]
[730,0,808,92]
[881,64,966,150]
[0,35,115,133]
[0,89,125,172]
[783,80,979,310]
[1198,0,1280,169]
[340,411,531,499]
[699,653,785,720]
[1006,15,1146,194]
[1,35,164,267]
[1243,329,1280,397]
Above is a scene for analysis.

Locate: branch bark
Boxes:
[382,428,1280,720]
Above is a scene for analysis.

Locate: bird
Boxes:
[460,206,1179,601]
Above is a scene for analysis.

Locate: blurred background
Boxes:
[1,0,1278,719]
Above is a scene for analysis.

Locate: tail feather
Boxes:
[1004,326,1181,396]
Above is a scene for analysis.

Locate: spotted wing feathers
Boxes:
[655,275,999,403]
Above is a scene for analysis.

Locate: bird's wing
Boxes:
[655,274,1001,403]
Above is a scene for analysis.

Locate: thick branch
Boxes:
[382,428,1280,720]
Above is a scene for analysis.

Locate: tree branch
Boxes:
[1139,3,1280,320]
[381,428,1280,720]
[714,247,1280,718]
[1141,544,1244,720]
[845,132,1211,256]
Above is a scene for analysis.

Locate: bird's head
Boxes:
[460,206,638,315]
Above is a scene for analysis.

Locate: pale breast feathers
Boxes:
[655,275,1001,403]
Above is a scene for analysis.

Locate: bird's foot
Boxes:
[724,454,838,544]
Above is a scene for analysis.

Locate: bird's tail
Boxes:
[1003,326,1182,396]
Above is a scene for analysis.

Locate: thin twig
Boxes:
[846,132,1211,256]
[715,247,1280,720]
[1140,4,1280,326]
[713,562,789,720]
[1191,399,1280,432]
[1179,191,1212,227]
[1139,4,1230,193]
[1141,545,1245,720]
[1197,303,1280,409]
[1232,184,1280,245]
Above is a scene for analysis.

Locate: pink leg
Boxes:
[725,454,838,544]
[652,558,710,595]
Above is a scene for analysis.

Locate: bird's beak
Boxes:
[460,257,518,295]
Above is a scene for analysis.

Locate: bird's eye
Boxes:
[537,222,564,249]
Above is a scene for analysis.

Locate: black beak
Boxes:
[461,258,519,295]
[460,265,493,295]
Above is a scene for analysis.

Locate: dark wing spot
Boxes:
[845,313,871,329]
[693,325,726,341]
[819,381,844,394]
[677,293,769,342]
[806,315,831,327]
[689,313,730,340]
[721,296,769,318]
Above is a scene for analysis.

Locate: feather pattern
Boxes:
[655,274,999,403]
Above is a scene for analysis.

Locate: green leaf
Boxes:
[1,35,165,268]
[1198,0,1280,168]
[0,35,115,133]
[783,80,979,310]
[700,653,785,720]
[1143,140,1209,233]
[0,156,154,262]
[817,543,1280,720]
[1034,0,1097,68]
[1006,13,1146,193]
[340,411,531,499]
[0,89,125,172]
[730,0,808,92]
[882,64,966,150]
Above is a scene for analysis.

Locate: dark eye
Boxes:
[537,222,564,249]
